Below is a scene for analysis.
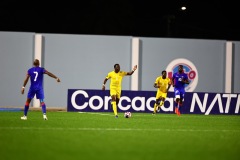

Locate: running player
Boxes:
[152,70,171,114]
[102,64,137,118]
[171,65,189,116]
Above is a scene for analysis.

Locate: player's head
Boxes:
[178,65,183,73]
[162,70,167,78]
[33,59,40,66]
[114,64,120,73]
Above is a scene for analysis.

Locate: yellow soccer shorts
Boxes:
[156,90,167,99]
[110,87,121,99]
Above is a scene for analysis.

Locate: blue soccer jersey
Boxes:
[172,72,189,99]
[172,72,188,89]
[27,67,46,99]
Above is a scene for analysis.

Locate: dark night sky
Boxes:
[0,1,239,41]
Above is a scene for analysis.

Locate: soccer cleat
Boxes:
[152,112,156,115]
[115,115,118,118]
[177,110,181,116]
[21,116,27,120]
[43,115,48,120]
[175,108,181,116]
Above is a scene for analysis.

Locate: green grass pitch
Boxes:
[0,111,239,160]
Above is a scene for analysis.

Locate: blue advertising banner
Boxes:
[67,89,240,115]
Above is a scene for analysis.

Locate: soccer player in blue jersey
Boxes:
[171,65,189,116]
[102,64,137,118]
[20,59,60,120]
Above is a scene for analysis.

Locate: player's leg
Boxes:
[110,88,118,117]
[177,98,182,116]
[40,99,48,120]
[116,98,119,106]
[115,98,120,117]
[174,89,180,115]
[37,89,47,120]
[153,99,160,114]
[156,96,163,113]
[24,98,31,116]
[111,95,117,117]
[116,89,120,107]
[21,89,34,120]
[175,98,180,115]
[157,98,163,112]
[153,91,160,114]
[21,98,31,120]
[159,98,164,106]
[160,92,167,107]
[157,92,167,113]
[157,92,163,112]
[114,89,122,117]
[178,92,184,116]
[159,97,165,108]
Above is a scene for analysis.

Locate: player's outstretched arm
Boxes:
[127,65,137,75]
[45,70,60,82]
[133,65,137,71]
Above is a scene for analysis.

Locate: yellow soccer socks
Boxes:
[111,101,118,116]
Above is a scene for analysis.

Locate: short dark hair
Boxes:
[114,64,119,68]
[162,70,166,74]
[33,59,40,66]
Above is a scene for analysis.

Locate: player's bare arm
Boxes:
[102,78,108,90]
[21,74,30,94]
[127,65,138,75]
[154,83,159,88]
[171,78,175,87]
[167,82,171,92]
[45,70,60,82]
[182,78,189,84]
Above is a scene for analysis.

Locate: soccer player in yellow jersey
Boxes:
[153,70,171,114]
[102,64,137,118]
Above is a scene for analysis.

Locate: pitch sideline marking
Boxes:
[78,112,113,116]
[77,112,238,119]
[0,127,239,132]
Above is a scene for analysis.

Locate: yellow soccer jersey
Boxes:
[106,71,127,88]
[155,76,171,93]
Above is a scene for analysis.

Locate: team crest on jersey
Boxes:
[166,58,198,92]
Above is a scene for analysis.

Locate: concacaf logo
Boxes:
[166,58,198,92]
